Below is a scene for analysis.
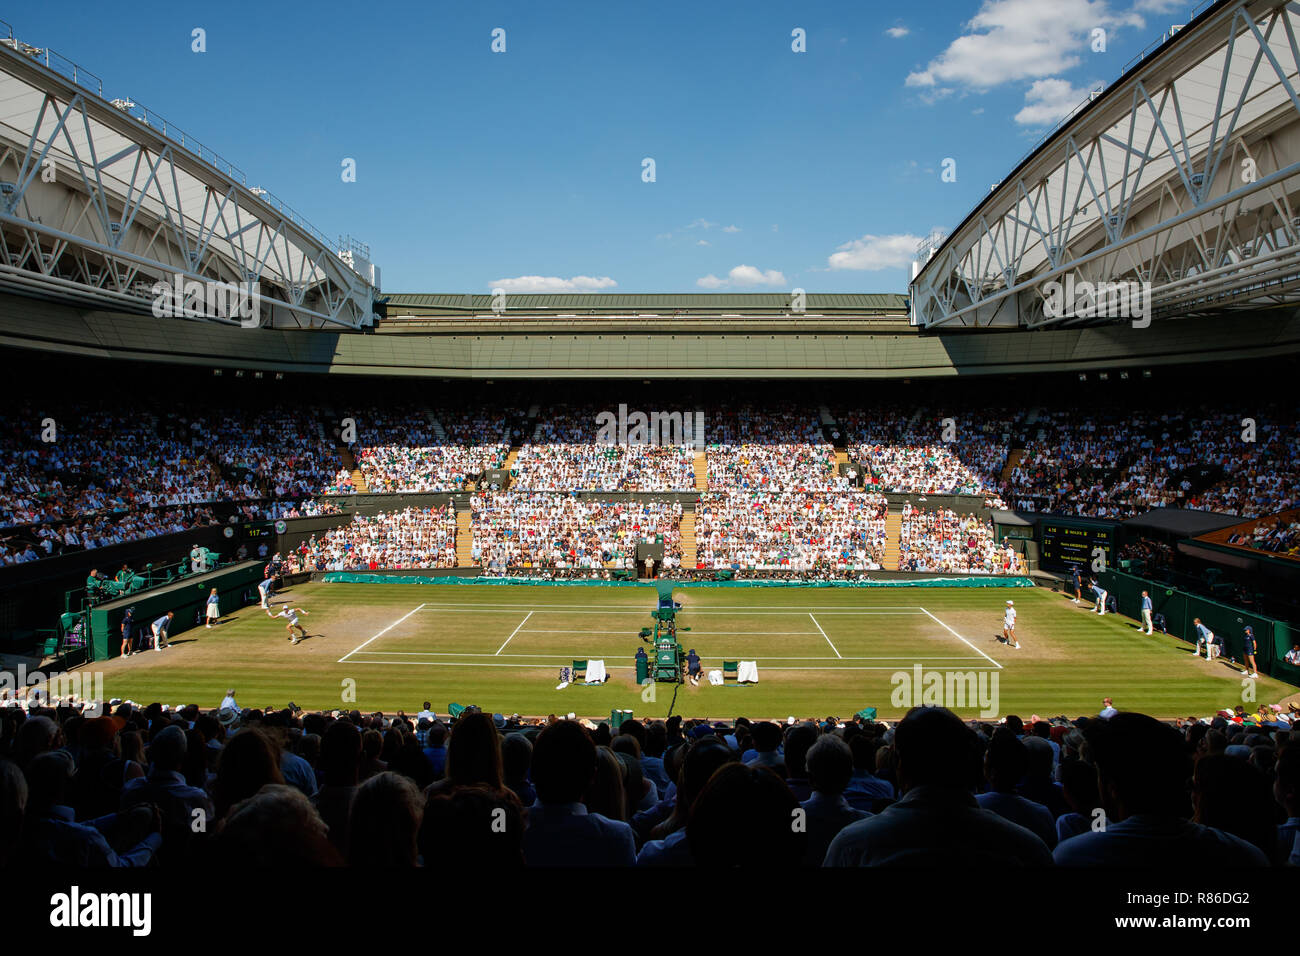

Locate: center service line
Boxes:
[809,612,842,659]
[495,611,535,656]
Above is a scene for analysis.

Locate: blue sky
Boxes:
[17,0,1191,294]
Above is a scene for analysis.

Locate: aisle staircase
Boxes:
[680,510,698,568]
[1001,448,1027,482]
[693,451,708,491]
[338,445,369,493]
[455,508,475,567]
[882,509,903,571]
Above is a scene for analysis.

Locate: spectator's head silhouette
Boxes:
[1085,712,1189,820]
[445,712,504,790]
[347,771,423,866]
[419,785,524,868]
[806,734,854,796]
[894,707,981,793]
[688,763,805,866]
[531,720,596,804]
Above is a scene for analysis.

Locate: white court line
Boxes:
[495,611,534,656]
[415,602,925,613]
[337,603,426,663]
[518,629,822,636]
[344,651,987,660]
[919,607,1003,669]
[343,660,1000,672]
[808,613,842,659]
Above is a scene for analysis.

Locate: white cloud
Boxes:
[1015,77,1097,125]
[827,234,922,271]
[685,218,718,230]
[696,265,788,289]
[886,26,909,38]
[722,225,741,233]
[488,275,618,293]
[905,0,1142,92]
[697,240,711,246]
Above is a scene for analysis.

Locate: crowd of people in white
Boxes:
[706,405,844,492]
[897,503,1024,574]
[469,493,682,572]
[696,492,888,571]
[286,507,459,571]
[339,405,513,494]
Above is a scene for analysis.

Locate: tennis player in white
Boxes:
[269,605,309,644]
[1003,600,1019,649]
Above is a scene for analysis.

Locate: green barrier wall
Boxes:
[88,562,266,661]
[1101,569,1296,685]
[320,572,1035,589]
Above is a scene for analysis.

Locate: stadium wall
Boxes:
[88,561,266,662]
[1101,569,1297,685]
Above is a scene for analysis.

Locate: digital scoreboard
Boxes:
[1038,520,1115,570]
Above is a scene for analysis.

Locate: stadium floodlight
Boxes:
[1098,372,1109,381]
[1078,373,1087,381]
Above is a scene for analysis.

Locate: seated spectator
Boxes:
[524,720,636,866]
[687,763,807,866]
[824,708,1053,866]
[22,751,161,867]
[1053,713,1268,866]
[347,771,423,866]
[311,721,362,858]
[976,729,1057,848]
[119,725,214,863]
[419,785,525,868]
[214,784,340,866]
[801,735,871,866]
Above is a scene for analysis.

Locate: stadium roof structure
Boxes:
[911,0,1300,330]
[0,22,379,329]
[1122,508,1244,536]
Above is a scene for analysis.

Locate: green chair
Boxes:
[41,635,60,657]
[572,660,587,682]
[723,661,739,685]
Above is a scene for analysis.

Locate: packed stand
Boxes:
[470,493,681,572]
[695,492,887,572]
[897,504,1023,574]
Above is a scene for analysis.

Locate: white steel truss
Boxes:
[0,30,377,329]
[911,0,1300,330]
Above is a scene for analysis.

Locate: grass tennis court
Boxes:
[83,582,1297,720]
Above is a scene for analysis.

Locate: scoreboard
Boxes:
[1038,520,1115,571]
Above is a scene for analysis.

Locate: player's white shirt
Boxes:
[274,608,302,625]
[1004,608,1016,627]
